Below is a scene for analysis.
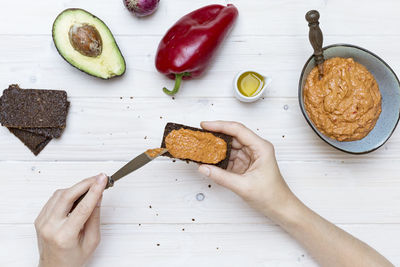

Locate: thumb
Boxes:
[198,165,243,193]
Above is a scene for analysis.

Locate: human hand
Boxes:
[198,121,295,217]
[198,121,395,267]
[35,174,108,267]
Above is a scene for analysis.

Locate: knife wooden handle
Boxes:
[70,176,115,213]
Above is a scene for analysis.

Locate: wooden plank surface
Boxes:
[1,223,399,267]
[0,161,400,224]
[1,35,399,98]
[1,0,400,266]
[1,97,400,161]
[2,0,400,36]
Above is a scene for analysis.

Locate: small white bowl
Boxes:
[234,70,272,103]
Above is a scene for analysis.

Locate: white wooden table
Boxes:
[1,0,400,266]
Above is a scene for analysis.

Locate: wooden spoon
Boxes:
[306,10,325,79]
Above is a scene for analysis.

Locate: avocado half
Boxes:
[52,8,126,79]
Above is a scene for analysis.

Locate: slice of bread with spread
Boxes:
[161,123,232,169]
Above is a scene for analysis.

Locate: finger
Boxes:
[227,160,234,171]
[35,189,64,227]
[235,150,252,166]
[229,149,251,169]
[83,196,102,250]
[67,174,107,234]
[232,138,243,149]
[230,149,239,159]
[201,121,265,148]
[231,157,251,174]
[198,165,244,194]
[52,176,100,218]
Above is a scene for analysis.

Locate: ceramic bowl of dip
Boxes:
[299,44,400,154]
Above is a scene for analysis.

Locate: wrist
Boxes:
[261,187,303,227]
[39,260,82,267]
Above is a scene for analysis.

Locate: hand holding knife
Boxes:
[70,148,168,212]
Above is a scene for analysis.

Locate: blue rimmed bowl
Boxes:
[299,44,400,154]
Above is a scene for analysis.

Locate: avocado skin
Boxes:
[52,8,126,80]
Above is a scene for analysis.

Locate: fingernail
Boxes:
[198,165,210,177]
[96,173,107,184]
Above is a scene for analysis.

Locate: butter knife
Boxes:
[70,148,168,212]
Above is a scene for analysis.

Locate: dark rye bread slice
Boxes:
[0,85,69,155]
[0,95,62,138]
[0,87,69,138]
[0,85,68,128]
[8,128,51,156]
[23,127,64,138]
[160,123,232,169]
[21,101,70,138]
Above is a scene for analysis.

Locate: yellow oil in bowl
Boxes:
[237,71,265,97]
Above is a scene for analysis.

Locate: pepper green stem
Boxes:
[163,72,190,96]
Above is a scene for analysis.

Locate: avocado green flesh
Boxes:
[53,9,126,79]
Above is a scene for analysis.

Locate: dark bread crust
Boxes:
[8,128,51,156]
[161,122,232,169]
[22,127,64,138]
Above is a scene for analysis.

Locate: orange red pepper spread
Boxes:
[304,57,382,141]
[145,148,165,158]
[165,128,227,164]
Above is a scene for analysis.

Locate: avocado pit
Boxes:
[68,23,102,57]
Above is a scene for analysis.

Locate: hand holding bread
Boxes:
[197,121,294,217]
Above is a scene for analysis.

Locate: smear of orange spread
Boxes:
[145,148,165,158]
[165,129,227,164]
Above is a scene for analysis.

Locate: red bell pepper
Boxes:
[155,4,239,96]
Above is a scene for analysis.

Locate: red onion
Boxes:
[123,0,160,17]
